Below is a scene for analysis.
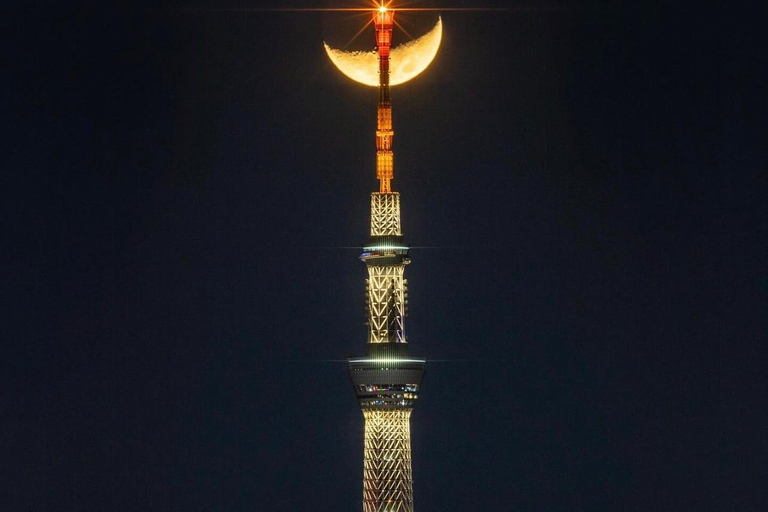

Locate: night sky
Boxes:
[5,1,766,511]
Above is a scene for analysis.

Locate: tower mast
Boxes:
[374,5,394,194]
[349,6,426,512]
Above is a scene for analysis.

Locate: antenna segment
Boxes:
[374,7,394,193]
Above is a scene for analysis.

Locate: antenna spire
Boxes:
[373,6,394,193]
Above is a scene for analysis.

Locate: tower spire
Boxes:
[374,6,394,193]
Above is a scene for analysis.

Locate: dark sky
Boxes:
[5,1,766,511]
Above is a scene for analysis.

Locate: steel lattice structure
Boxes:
[366,191,408,344]
[370,192,402,236]
[366,265,407,343]
[348,7,426,512]
[362,410,414,512]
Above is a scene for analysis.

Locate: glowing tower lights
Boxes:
[347,6,426,512]
[373,6,395,194]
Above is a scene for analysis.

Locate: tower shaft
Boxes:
[350,347,424,512]
[349,8,425,512]
[364,192,407,344]
[363,410,414,512]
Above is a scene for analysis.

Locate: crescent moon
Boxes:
[324,17,442,87]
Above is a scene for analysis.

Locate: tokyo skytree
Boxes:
[347,6,426,512]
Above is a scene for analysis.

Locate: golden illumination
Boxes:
[362,410,414,512]
[370,192,401,236]
[366,264,406,343]
[346,7,424,512]
[323,17,442,87]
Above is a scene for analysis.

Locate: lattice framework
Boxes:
[366,265,407,343]
[350,8,424,512]
[363,410,414,512]
[371,192,402,236]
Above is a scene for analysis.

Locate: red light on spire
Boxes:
[373,7,394,58]
[373,7,394,30]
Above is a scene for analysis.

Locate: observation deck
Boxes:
[349,343,425,410]
[359,234,410,266]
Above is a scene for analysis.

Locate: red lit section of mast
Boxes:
[373,7,395,193]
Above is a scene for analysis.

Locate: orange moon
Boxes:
[324,17,442,86]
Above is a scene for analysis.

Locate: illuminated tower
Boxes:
[348,7,425,512]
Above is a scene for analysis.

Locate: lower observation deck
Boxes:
[349,343,425,410]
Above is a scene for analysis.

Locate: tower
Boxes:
[348,6,426,512]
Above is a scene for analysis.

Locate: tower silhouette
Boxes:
[348,7,426,512]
